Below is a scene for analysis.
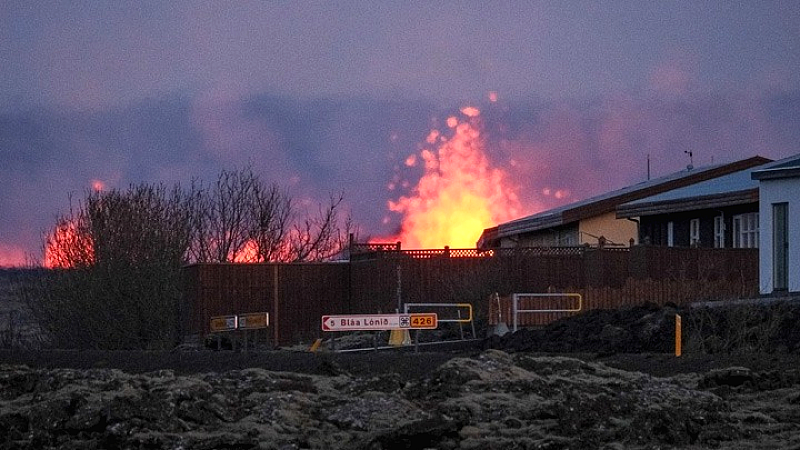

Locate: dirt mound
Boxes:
[3,350,800,449]
[486,299,800,356]
[486,302,679,354]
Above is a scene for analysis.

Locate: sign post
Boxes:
[209,312,270,351]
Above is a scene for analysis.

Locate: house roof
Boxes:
[752,154,800,181]
[477,155,771,248]
[618,154,799,218]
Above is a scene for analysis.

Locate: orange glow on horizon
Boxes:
[0,244,27,268]
[384,107,525,249]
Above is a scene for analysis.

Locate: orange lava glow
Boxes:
[90,179,106,191]
[232,239,260,263]
[386,107,522,249]
[44,220,94,269]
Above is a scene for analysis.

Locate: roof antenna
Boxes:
[647,153,651,180]
[684,150,694,171]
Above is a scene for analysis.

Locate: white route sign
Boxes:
[321,313,437,331]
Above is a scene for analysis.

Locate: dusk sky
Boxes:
[2,2,800,265]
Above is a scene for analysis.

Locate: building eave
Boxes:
[616,189,759,218]
[752,167,800,181]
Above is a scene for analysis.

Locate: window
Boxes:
[689,219,700,246]
[558,233,577,246]
[713,215,725,248]
[732,212,759,248]
[667,221,674,247]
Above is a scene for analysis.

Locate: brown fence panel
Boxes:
[185,246,759,344]
[584,248,630,287]
[498,252,585,293]
[184,263,350,346]
[349,257,406,314]
[183,264,277,338]
[276,263,350,345]
[349,253,500,322]
[490,273,760,328]
[629,246,758,283]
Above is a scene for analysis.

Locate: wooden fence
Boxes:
[183,245,759,345]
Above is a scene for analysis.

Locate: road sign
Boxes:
[409,313,437,329]
[210,315,237,332]
[321,313,438,331]
[238,312,269,330]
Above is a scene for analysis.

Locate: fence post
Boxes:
[273,264,280,346]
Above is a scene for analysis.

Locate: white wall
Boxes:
[758,177,800,294]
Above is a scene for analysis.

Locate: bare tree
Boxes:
[287,193,350,262]
[189,167,350,263]
[189,168,257,263]
[249,182,292,262]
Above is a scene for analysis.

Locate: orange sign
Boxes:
[409,313,438,329]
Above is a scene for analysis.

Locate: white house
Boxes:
[752,154,800,295]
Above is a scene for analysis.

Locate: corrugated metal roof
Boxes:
[495,164,720,234]
[752,154,800,180]
[621,168,760,205]
[618,153,800,217]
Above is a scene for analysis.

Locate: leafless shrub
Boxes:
[24,184,191,349]
[685,302,793,354]
[22,168,353,349]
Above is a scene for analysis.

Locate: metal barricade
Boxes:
[403,303,476,339]
[511,293,582,332]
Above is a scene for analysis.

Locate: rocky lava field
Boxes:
[3,301,800,449]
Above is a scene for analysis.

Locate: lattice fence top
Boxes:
[351,245,601,260]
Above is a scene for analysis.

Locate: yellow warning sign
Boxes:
[210,315,237,332]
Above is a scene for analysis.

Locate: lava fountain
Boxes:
[386,106,522,249]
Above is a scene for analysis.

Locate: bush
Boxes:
[23,169,352,349]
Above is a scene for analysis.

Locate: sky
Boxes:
[2,1,800,265]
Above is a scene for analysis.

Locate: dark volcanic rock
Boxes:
[486,303,679,354]
[2,349,800,449]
